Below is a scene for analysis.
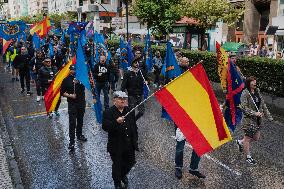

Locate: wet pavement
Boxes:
[0,62,283,189]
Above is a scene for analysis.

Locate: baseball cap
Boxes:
[113,91,128,98]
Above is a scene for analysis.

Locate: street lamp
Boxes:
[94,2,112,40]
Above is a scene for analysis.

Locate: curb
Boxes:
[0,108,24,189]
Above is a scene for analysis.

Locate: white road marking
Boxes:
[171,136,242,176]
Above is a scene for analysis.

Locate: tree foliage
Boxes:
[17,12,77,27]
[178,0,244,29]
[133,0,182,36]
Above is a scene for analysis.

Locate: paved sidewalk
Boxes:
[0,133,13,189]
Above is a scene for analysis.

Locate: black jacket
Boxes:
[30,57,45,73]
[93,63,110,83]
[60,74,86,105]
[121,69,147,96]
[38,66,58,87]
[51,53,64,69]
[102,106,138,154]
[13,54,31,70]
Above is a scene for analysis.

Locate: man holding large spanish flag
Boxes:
[155,62,232,179]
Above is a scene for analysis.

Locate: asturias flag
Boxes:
[144,31,153,72]
[161,42,181,80]
[44,57,76,113]
[216,42,229,91]
[224,60,245,132]
[155,63,232,156]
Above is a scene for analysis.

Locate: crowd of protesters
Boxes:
[1,35,274,189]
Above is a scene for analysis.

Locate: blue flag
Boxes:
[160,42,181,121]
[76,39,91,90]
[224,60,245,132]
[61,30,66,44]
[94,32,111,64]
[80,30,87,46]
[144,31,153,72]
[0,21,27,40]
[49,40,54,57]
[127,39,134,66]
[119,38,128,70]
[161,42,181,80]
[67,21,87,35]
[32,33,40,50]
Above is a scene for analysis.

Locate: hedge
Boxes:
[108,40,284,97]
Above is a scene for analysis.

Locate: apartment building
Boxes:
[48,0,78,14]
[28,0,48,16]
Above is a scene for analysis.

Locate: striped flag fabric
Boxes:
[155,63,232,156]
[30,16,52,38]
[3,39,12,54]
[216,42,229,91]
[44,57,76,114]
[224,60,245,131]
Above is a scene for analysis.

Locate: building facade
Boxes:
[48,0,78,14]
[28,0,48,16]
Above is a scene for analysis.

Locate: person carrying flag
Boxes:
[174,57,206,180]
[13,46,32,95]
[31,50,45,102]
[61,65,87,151]
[102,91,138,189]
[237,76,273,165]
[94,55,110,110]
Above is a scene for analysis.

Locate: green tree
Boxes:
[133,0,182,36]
[178,0,244,29]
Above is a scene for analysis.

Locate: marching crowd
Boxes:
[2,35,274,189]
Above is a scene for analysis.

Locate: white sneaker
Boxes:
[121,76,123,80]
[36,96,41,102]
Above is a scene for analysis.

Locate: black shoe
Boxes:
[122,176,128,188]
[21,89,25,93]
[27,91,33,96]
[77,135,87,142]
[175,168,182,179]
[114,181,123,189]
[12,78,15,82]
[15,78,19,81]
[68,143,75,151]
[189,170,206,179]
[236,140,243,152]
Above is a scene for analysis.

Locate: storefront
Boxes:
[170,17,208,50]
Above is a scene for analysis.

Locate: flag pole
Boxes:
[123,60,204,118]
[139,69,150,91]
[124,91,156,118]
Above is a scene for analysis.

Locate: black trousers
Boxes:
[110,149,135,184]
[19,69,30,91]
[68,103,85,144]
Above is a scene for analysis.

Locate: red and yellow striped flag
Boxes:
[216,42,229,91]
[44,56,76,113]
[30,16,51,38]
[2,39,12,54]
[155,63,231,156]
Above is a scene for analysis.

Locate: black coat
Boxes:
[38,66,58,87]
[121,69,147,96]
[102,106,138,154]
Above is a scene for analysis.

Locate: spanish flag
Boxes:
[2,39,12,55]
[216,42,229,91]
[155,63,232,156]
[44,56,76,114]
[30,16,51,38]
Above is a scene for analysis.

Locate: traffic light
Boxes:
[79,0,83,6]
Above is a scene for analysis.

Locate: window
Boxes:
[280,0,284,4]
